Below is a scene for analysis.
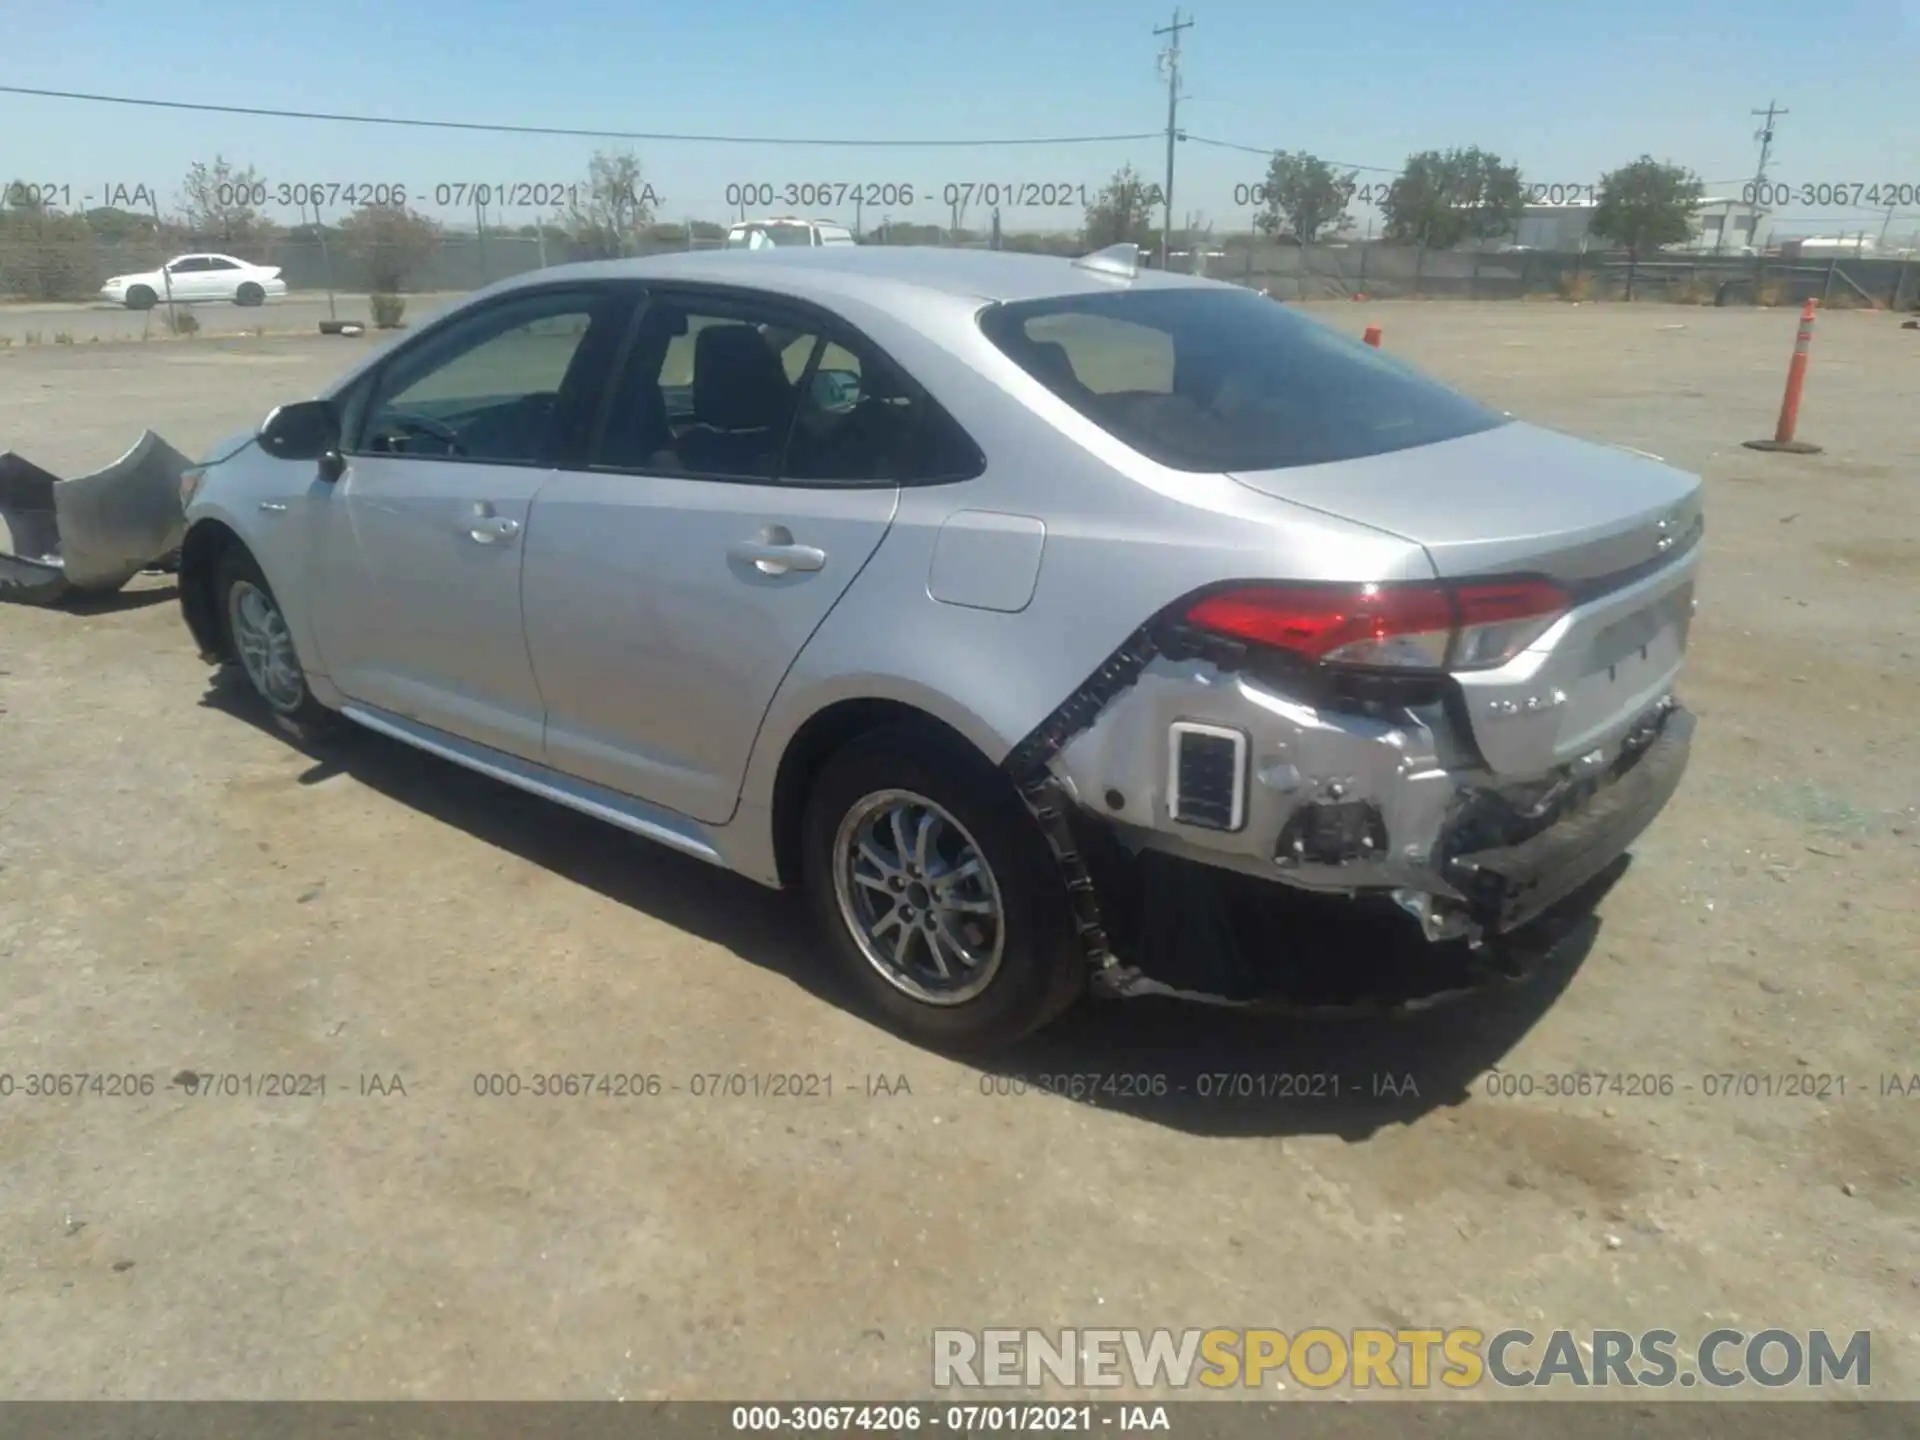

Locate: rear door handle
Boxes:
[466,514,521,544]
[729,540,827,575]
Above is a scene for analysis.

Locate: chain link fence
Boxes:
[4,209,1915,312]
[1212,242,1918,310]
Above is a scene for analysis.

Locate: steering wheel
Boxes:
[379,410,468,456]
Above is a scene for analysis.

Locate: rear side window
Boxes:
[978,287,1507,472]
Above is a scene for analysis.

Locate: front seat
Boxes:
[675,325,798,477]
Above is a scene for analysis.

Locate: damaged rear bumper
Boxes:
[1444,703,1693,934]
[1013,634,1693,1006]
[1050,653,1692,926]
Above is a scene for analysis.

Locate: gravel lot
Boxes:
[0,292,469,347]
[1,299,1915,1402]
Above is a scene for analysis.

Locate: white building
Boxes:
[1778,234,1880,258]
[1464,196,1776,255]
[1508,202,1601,251]
[1670,197,1772,254]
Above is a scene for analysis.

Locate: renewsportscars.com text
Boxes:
[932,1327,1872,1391]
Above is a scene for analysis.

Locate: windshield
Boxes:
[978,287,1508,472]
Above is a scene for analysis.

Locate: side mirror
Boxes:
[258,399,340,463]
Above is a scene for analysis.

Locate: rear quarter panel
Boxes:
[737,292,1435,811]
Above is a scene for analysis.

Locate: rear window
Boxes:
[978,287,1507,472]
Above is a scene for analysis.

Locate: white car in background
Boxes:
[99,254,288,310]
[724,217,857,249]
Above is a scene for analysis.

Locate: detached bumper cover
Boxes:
[1443,703,1695,933]
[0,433,190,605]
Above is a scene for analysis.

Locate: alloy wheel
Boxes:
[831,788,1007,1005]
[227,580,306,713]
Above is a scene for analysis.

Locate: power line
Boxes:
[4,81,1899,224]
[0,83,1160,149]
[1185,134,1399,174]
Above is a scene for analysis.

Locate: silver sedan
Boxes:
[176,244,1701,1049]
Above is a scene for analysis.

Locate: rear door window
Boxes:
[978,287,1507,472]
[590,291,983,486]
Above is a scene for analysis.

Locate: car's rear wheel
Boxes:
[235,281,265,306]
[215,547,340,744]
[125,285,156,310]
[801,726,1085,1051]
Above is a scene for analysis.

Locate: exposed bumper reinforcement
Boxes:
[1444,702,1695,934]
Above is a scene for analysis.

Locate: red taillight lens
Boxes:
[1184,584,1456,669]
[1183,579,1569,672]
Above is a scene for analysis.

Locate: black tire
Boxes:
[235,281,265,307]
[214,546,341,744]
[801,725,1085,1051]
[126,285,156,311]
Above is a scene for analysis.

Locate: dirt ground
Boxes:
[0,292,470,347]
[1,299,1915,1402]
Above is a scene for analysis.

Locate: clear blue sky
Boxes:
[5,0,1918,237]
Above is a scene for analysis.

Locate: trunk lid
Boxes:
[1226,420,1701,586]
[1227,421,1704,778]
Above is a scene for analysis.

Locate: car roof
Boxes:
[484,245,1224,309]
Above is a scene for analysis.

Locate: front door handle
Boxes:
[729,540,827,575]
[466,513,521,545]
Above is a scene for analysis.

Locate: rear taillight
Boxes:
[1183,579,1568,672]
[1185,584,1455,668]
[1450,579,1570,668]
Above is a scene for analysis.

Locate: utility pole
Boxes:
[1154,7,1192,269]
[1729,99,1787,254]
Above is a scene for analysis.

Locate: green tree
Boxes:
[1253,151,1358,245]
[1381,147,1524,249]
[1083,164,1162,251]
[563,149,657,259]
[82,206,157,242]
[1590,156,1704,299]
[177,156,279,250]
[337,203,443,292]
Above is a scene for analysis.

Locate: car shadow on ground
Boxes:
[202,673,1614,1140]
[59,580,179,615]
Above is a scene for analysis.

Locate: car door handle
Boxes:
[466,514,521,544]
[258,501,287,513]
[729,540,827,575]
